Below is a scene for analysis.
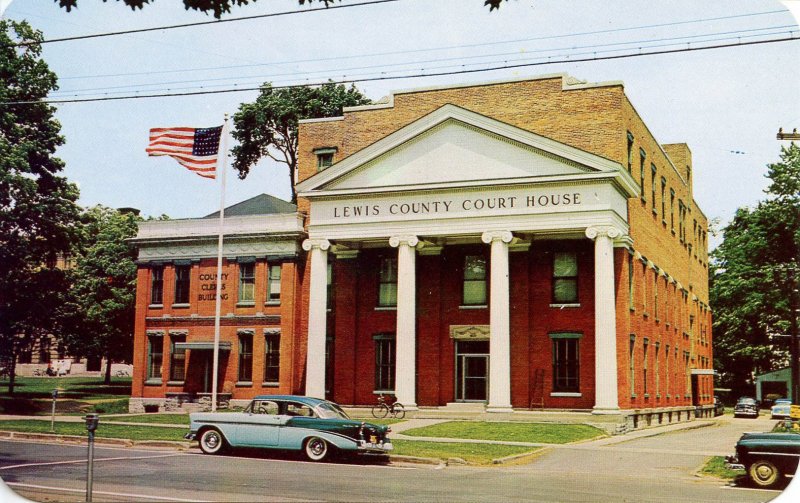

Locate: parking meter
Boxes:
[84,414,99,502]
[85,414,99,434]
[50,389,59,432]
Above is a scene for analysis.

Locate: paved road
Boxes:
[0,415,796,502]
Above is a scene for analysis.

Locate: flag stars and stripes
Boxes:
[147,125,223,179]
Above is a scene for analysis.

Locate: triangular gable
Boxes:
[297,104,629,194]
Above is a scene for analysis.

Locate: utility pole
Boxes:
[777,128,799,403]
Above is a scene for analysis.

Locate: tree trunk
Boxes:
[104,354,112,385]
[8,359,16,395]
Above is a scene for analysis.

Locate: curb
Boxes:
[492,446,552,465]
[388,454,444,466]
[0,430,191,449]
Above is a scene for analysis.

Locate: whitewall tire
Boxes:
[199,429,226,455]
[304,436,329,461]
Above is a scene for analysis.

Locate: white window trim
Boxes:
[550,392,582,397]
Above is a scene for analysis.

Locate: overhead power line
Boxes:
[6,0,400,48]
[55,8,789,82]
[50,24,796,96]
[3,34,797,106]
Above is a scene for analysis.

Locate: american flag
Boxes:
[147,126,223,179]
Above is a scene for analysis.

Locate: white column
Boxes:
[481,230,514,413]
[389,235,419,410]
[585,226,621,414]
[302,238,330,399]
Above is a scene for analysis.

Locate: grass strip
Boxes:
[700,456,744,480]
[402,421,605,444]
[113,414,190,425]
[391,439,538,464]
[0,420,186,442]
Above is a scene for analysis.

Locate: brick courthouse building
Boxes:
[131,74,715,424]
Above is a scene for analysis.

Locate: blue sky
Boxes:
[2,0,799,247]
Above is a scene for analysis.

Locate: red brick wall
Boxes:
[297,75,712,410]
[132,258,300,400]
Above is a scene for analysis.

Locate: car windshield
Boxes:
[774,399,792,405]
[315,402,350,420]
[737,398,756,404]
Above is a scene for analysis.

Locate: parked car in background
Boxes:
[771,399,793,420]
[714,396,724,416]
[185,395,393,461]
[726,422,800,488]
[734,397,759,418]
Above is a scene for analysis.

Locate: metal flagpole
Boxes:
[211,115,229,412]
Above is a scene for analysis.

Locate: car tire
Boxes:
[199,428,226,455]
[748,460,781,488]
[304,436,329,462]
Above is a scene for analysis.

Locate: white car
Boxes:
[771,399,792,420]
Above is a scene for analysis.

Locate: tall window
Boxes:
[169,335,186,382]
[551,334,580,392]
[639,149,647,200]
[150,266,163,305]
[374,335,395,392]
[626,132,634,174]
[628,255,634,310]
[643,339,649,396]
[238,333,253,382]
[263,331,280,384]
[377,257,398,307]
[670,189,676,233]
[462,255,487,305]
[660,177,667,222]
[653,272,659,320]
[553,252,578,303]
[267,264,281,303]
[629,335,636,396]
[147,335,163,380]
[665,344,670,396]
[174,265,190,304]
[238,262,255,303]
[650,164,657,211]
[641,262,648,312]
[654,343,660,397]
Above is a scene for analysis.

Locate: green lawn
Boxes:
[700,456,744,480]
[391,440,538,464]
[0,376,132,400]
[0,420,186,442]
[116,414,190,425]
[402,421,605,444]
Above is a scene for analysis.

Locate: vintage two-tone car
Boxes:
[726,426,800,488]
[185,395,393,461]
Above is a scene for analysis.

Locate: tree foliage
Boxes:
[710,144,800,397]
[0,20,81,393]
[56,1,510,19]
[231,82,370,202]
[57,206,141,384]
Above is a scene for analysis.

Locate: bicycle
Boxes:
[371,394,405,419]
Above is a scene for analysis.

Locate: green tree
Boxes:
[710,144,800,398]
[56,1,510,19]
[57,206,141,385]
[0,20,81,393]
[231,82,370,203]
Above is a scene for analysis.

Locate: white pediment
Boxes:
[298,104,631,195]
[328,120,591,190]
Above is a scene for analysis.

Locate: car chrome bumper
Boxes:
[725,455,744,471]
[358,440,393,452]
[184,432,196,441]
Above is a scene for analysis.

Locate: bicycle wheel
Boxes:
[392,403,405,419]
[371,403,389,418]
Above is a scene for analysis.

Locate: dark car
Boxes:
[186,395,393,461]
[714,396,724,417]
[733,397,759,418]
[726,424,800,487]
